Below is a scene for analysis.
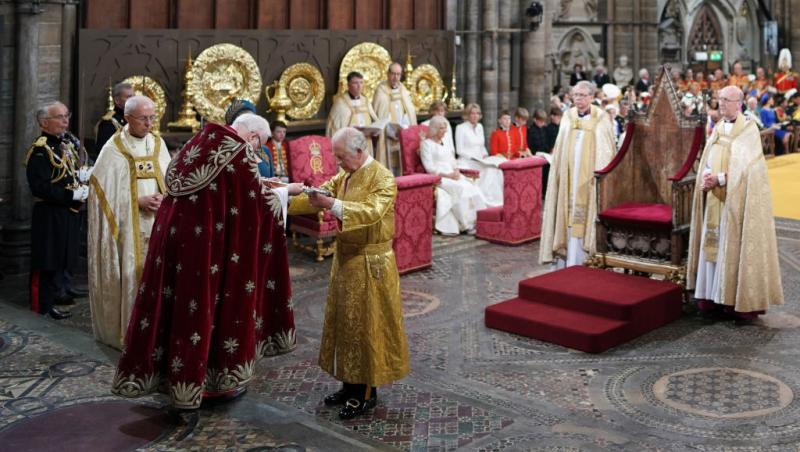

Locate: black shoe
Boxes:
[54,296,76,306]
[45,307,72,320]
[324,387,351,406]
[338,397,377,420]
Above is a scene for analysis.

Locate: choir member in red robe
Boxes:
[490,111,520,159]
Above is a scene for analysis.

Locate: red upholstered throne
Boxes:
[399,125,480,178]
[475,157,546,245]
[592,65,704,285]
[286,135,339,262]
[394,173,440,274]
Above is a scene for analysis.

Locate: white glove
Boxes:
[72,185,89,202]
[77,166,93,183]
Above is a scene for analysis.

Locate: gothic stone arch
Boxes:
[556,27,600,86]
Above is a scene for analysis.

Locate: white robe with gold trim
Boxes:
[88,126,170,349]
[372,82,417,172]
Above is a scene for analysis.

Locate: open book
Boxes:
[355,118,390,137]
[534,151,553,165]
[469,155,507,167]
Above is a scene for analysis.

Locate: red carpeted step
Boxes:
[518,266,682,321]
[485,297,632,353]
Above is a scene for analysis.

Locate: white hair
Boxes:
[331,127,368,155]
[232,113,271,142]
[639,68,649,78]
[35,101,66,122]
[572,80,596,95]
[124,95,155,115]
[427,116,448,136]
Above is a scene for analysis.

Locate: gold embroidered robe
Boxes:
[289,160,410,386]
[539,105,616,264]
[687,115,784,312]
[326,93,383,159]
[372,82,417,171]
[88,126,170,349]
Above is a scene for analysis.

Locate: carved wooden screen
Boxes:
[688,7,722,58]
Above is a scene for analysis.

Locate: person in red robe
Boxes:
[775,48,798,95]
[510,107,533,159]
[111,114,303,414]
[490,110,519,159]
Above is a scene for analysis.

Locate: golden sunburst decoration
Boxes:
[190,43,262,124]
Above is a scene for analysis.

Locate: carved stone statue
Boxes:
[613,55,633,88]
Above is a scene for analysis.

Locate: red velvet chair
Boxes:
[286,135,339,262]
[475,157,546,245]
[399,125,480,178]
[394,173,440,274]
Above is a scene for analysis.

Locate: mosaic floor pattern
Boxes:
[0,218,799,450]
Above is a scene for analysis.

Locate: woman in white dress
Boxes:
[421,116,487,235]
[454,103,505,206]
[421,101,455,158]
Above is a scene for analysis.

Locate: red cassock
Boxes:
[112,123,296,410]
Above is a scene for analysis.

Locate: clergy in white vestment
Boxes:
[373,62,417,173]
[421,101,455,158]
[327,71,383,157]
[454,103,505,207]
[421,116,487,235]
[88,95,171,349]
[687,86,783,324]
[539,81,616,268]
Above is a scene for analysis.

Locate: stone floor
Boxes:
[1,218,799,451]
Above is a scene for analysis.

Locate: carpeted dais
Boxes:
[485,266,683,353]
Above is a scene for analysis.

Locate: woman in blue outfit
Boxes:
[759,93,790,155]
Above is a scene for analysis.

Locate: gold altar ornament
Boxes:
[446,64,464,111]
[122,75,167,132]
[168,50,201,133]
[190,43,262,124]
[407,64,446,113]
[278,62,325,120]
[338,42,392,101]
[265,80,293,124]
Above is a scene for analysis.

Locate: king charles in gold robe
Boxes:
[88,97,171,349]
[687,106,784,321]
[539,95,616,268]
[288,127,409,419]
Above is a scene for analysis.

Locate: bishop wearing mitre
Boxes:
[372,62,417,172]
[88,96,171,349]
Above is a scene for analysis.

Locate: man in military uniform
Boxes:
[26,101,90,319]
[95,82,133,155]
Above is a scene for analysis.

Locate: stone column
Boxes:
[520,0,552,110]
[60,2,77,103]
[791,0,800,68]
[3,1,42,273]
[482,0,499,137]
[465,0,481,105]
[497,0,512,110]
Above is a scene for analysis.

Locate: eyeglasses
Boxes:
[129,115,158,123]
[46,113,72,120]
[718,98,741,103]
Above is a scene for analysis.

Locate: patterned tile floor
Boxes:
[0,218,799,451]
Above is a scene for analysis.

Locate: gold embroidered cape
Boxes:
[372,81,418,170]
[87,126,170,349]
[687,115,784,311]
[289,160,410,386]
[539,105,616,264]
[326,93,383,161]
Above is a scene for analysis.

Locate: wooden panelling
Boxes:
[388,0,413,29]
[85,0,129,29]
[327,0,354,30]
[130,0,170,28]
[414,0,441,30]
[289,0,322,29]
[355,0,382,29]
[175,0,214,28]
[215,0,253,28]
[257,0,289,28]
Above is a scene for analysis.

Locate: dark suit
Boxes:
[94,106,126,157]
[25,133,82,314]
[570,71,588,86]
[593,73,611,87]
[635,79,650,94]
[528,123,550,197]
